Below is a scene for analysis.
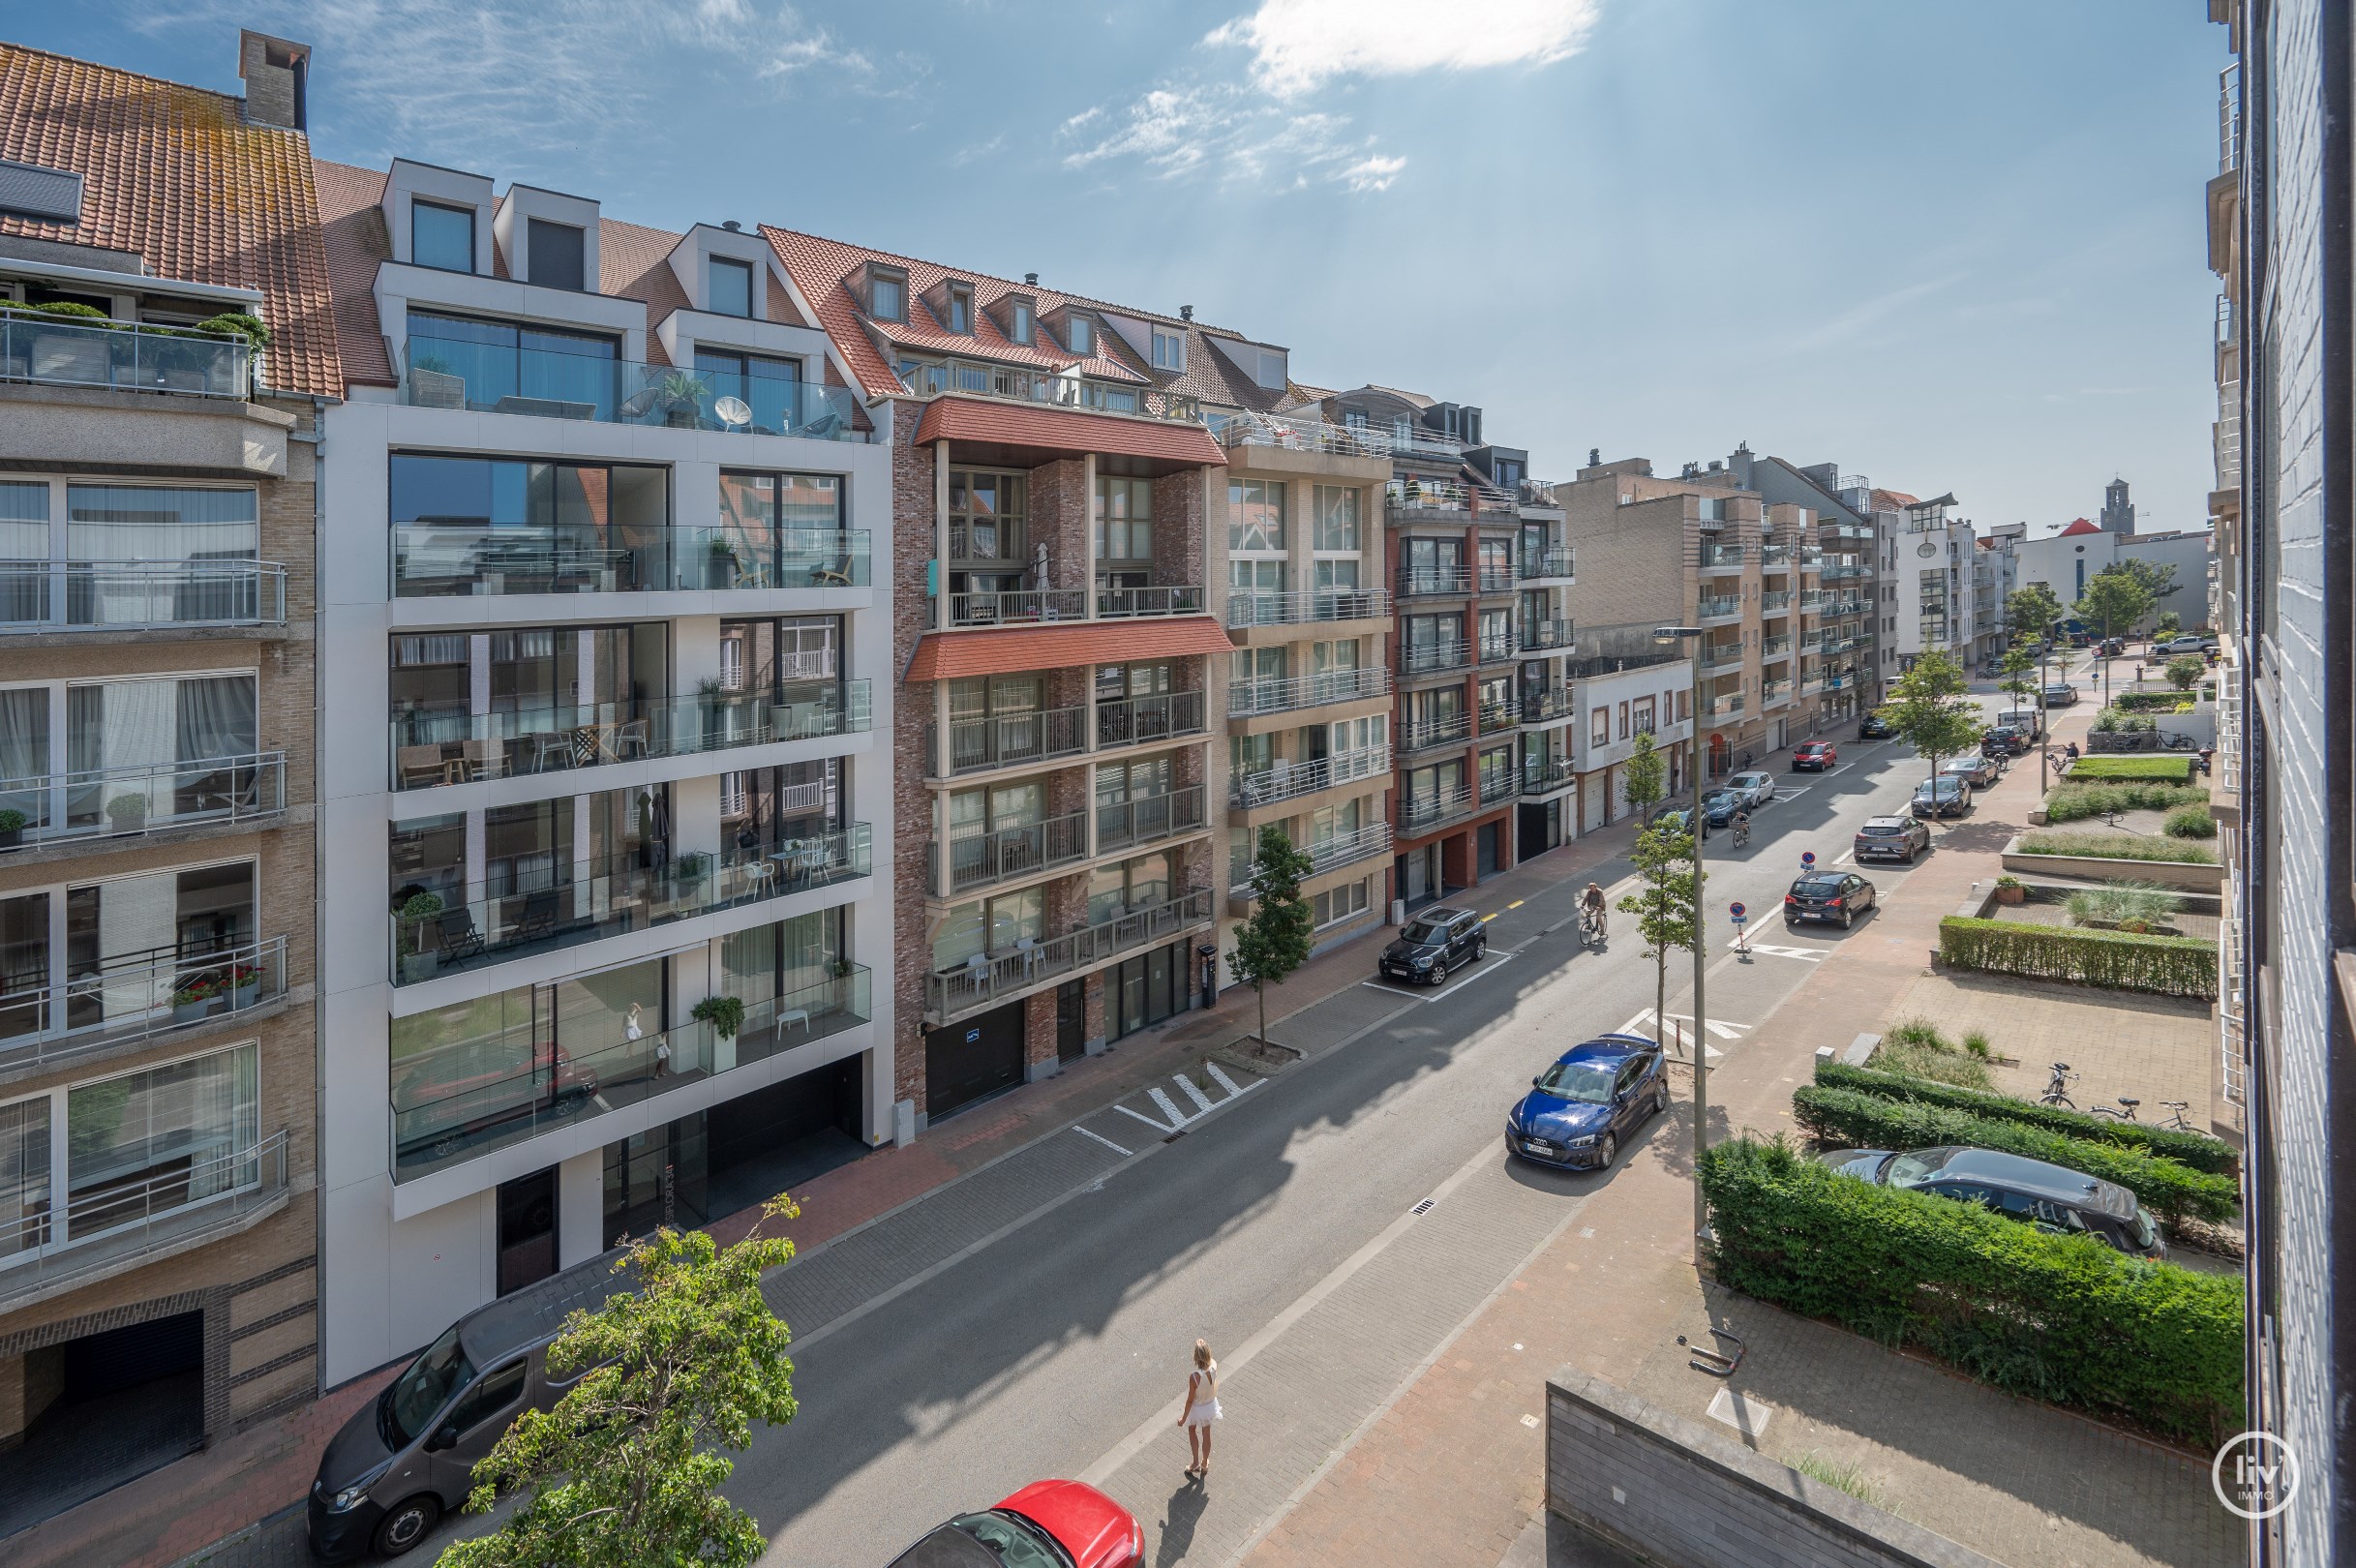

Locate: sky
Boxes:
[16,0,2228,536]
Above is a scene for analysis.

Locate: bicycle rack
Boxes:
[1679,1327,1744,1378]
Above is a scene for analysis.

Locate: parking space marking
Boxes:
[1359,950,1518,1004]
[1072,1125,1133,1157]
[1147,1086,1186,1127]
[1733,941,1826,961]
[1115,1102,1178,1134]
[1175,1073,1216,1115]
[1205,1063,1246,1097]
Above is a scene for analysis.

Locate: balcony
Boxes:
[1227,588,1392,628]
[1477,701,1520,734]
[1821,561,1869,581]
[1518,548,1576,582]
[0,309,250,400]
[0,561,287,634]
[1521,618,1576,653]
[1232,823,1393,892]
[1399,641,1471,678]
[1519,479,1562,509]
[1699,545,1745,574]
[0,1131,287,1315]
[1522,687,1577,725]
[1759,545,1792,568]
[1523,754,1575,794]
[1476,567,1518,595]
[393,526,871,600]
[1702,644,1744,671]
[393,681,870,791]
[1761,590,1792,614]
[0,753,285,847]
[1227,667,1390,718]
[1398,566,1472,598]
[0,935,289,1078]
[1476,635,1518,667]
[403,340,861,439]
[1762,678,1792,708]
[1233,747,1388,810]
[1481,769,1521,805]
[394,971,871,1181]
[1098,784,1209,854]
[934,588,1087,628]
[931,706,1084,776]
[1097,690,1207,750]
[1823,673,1855,691]
[1210,409,1395,457]
[1097,586,1205,618]
[1704,694,1745,718]
[1759,636,1793,659]
[390,827,871,986]
[1398,785,1480,836]
[1401,712,1471,753]
[927,890,1214,1022]
[899,357,1198,425]
[1696,596,1741,624]
[1385,479,1473,521]
[934,810,1089,898]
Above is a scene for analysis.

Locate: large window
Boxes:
[1229,479,1284,555]
[948,470,1026,566]
[390,455,667,597]
[1312,486,1361,552]
[708,256,755,318]
[1096,477,1154,563]
[1087,850,1171,926]
[67,485,256,566]
[931,888,1042,972]
[526,220,586,290]
[411,200,475,274]
[404,311,619,417]
[694,351,801,437]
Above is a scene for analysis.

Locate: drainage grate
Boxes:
[1409,1198,1435,1216]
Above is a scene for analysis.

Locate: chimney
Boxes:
[1587,447,1601,467]
[1179,305,1193,321]
[238,30,311,131]
[1024,272,1038,286]
[722,220,741,231]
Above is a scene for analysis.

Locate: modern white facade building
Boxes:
[2011,520,2213,631]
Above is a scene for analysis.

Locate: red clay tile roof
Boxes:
[905,617,1231,682]
[312,158,393,386]
[0,42,342,396]
[1869,488,1919,511]
[596,216,688,364]
[2055,517,2106,537]
[912,397,1224,467]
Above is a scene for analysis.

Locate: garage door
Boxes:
[925,1001,1026,1120]
[1583,770,1610,833]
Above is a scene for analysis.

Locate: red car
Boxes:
[887,1480,1141,1568]
[1791,741,1838,772]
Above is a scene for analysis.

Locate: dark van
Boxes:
[309,1250,637,1559]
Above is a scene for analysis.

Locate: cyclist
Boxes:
[1581,881,1608,940]
[1731,805,1751,848]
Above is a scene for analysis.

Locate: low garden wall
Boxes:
[1999,834,2222,891]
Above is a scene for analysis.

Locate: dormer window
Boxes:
[1066,313,1094,355]
[869,268,907,322]
[412,200,475,274]
[709,256,755,318]
[945,285,973,335]
[1151,327,1184,372]
[526,219,586,290]
[1008,298,1034,346]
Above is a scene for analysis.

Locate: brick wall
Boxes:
[889,407,938,1113]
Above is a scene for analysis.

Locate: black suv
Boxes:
[1853,815,1930,863]
[1380,906,1487,985]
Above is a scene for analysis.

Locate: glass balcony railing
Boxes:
[1097,784,1208,854]
[390,681,870,791]
[1700,545,1745,570]
[897,359,1200,424]
[0,935,289,1076]
[1232,747,1387,810]
[0,561,287,632]
[1703,645,1744,670]
[0,752,285,845]
[1697,596,1741,620]
[391,969,871,1181]
[402,340,861,439]
[0,310,250,399]
[935,810,1090,898]
[1226,588,1391,628]
[1762,591,1793,614]
[390,826,872,986]
[1524,754,1575,792]
[926,890,1214,1021]
[1518,549,1576,581]
[391,526,869,598]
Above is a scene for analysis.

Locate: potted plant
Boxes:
[1993,874,2026,906]
[106,794,146,834]
[0,809,24,849]
[230,962,261,1010]
[689,993,745,1040]
[21,300,115,385]
[398,891,445,982]
[656,370,710,428]
[170,973,219,1024]
[708,533,740,589]
[193,312,270,395]
[675,851,710,891]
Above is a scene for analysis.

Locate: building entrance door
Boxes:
[925,1001,1025,1119]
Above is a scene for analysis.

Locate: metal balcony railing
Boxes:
[1097,586,1204,618]
[1227,667,1390,717]
[1400,641,1470,678]
[927,890,1214,1020]
[1398,785,1479,835]
[1476,567,1519,595]
[395,682,870,790]
[899,358,1199,423]
[1523,754,1575,792]
[1210,409,1393,456]
[935,810,1090,898]
[1226,588,1391,628]
[0,309,251,399]
[1518,548,1576,581]
[0,934,290,1076]
[1477,702,1520,734]
[1232,823,1394,891]
[1762,590,1792,614]
[1398,566,1472,597]
[2220,63,2241,175]
[1703,644,1744,670]
[1704,694,1745,717]
[1098,784,1208,854]
[0,752,285,843]
[1523,688,1577,724]
[1697,596,1741,621]
[1386,479,1472,516]
[1759,636,1793,658]
[932,705,1088,775]
[1521,618,1576,652]
[936,588,1087,627]
[1097,690,1207,749]
[1476,635,1518,666]
[1401,712,1471,752]
[1700,545,1745,571]
[0,561,287,633]
[1233,747,1388,810]
[1761,678,1792,706]
[1481,769,1521,804]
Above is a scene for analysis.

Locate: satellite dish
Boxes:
[713,396,753,429]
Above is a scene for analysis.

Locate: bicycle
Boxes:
[1581,905,1608,947]
[2089,1097,2196,1129]
[2038,1062,2079,1109]
[1731,819,1751,849]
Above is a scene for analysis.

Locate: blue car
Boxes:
[1505,1035,1672,1170]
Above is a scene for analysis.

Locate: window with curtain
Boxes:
[66,1040,258,1235]
[1312,486,1360,552]
[0,688,47,826]
[0,481,46,567]
[66,486,255,566]
[0,1096,50,1257]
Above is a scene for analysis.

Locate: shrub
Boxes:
[2042,783,2207,823]
[2164,803,2218,840]
[1938,916,2217,998]
[2015,831,2216,865]
[1702,1137,2244,1446]
[2063,755,2195,783]
[2115,691,2196,714]
[2063,881,2180,930]
[689,993,745,1040]
[1872,1019,1994,1089]
[0,809,23,832]
[1815,1060,2239,1174]
[1791,1085,2239,1227]
[2164,654,2209,689]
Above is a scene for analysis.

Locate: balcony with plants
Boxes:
[0,752,285,852]
[0,934,289,1079]
[402,338,861,439]
[0,304,262,401]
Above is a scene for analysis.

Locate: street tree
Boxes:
[1228,825,1315,1048]
[2155,610,2183,640]
[436,1203,800,1568]
[2007,583,2066,646]
[1877,649,1985,806]
[1621,729,1668,815]
[1619,822,1699,1062]
[2077,563,2162,704]
[2165,653,2209,691]
[1998,639,2039,706]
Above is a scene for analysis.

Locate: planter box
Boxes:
[1999,834,2223,891]
[400,951,439,984]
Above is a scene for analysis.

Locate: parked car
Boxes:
[1785,871,1876,928]
[311,1250,639,1559]
[2159,633,2219,655]
[1700,788,1745,828]
[1912,775,1973,817]
[1816,1145,2166,1259]
[1858,712,1893,739]
[1646,800,1711,842]
[2099,636,2125,656]
[1944,754,2001,789]
[1379,905,1487,985]
[1853,815,1930,863]
[2040,682,2080,707]
[885,1482,1143,1568]
[1994,708,2045,739]
[1725,769,1776,806]
[1506,1035,1671,1171]
[1791,741,1838,772]
[1980,724,2029,758]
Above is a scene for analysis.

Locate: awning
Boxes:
[906,616,1233,682]
[913,397,1224,468]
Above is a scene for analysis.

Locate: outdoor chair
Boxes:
[515,889,560,942]
[436,908,484,964]
[397,745,448,790]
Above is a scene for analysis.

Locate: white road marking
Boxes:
[1360,950,1517,1003]
[1072,1125,1132,1157]
[1114,1102,1178,1134]
[1147,1086,1188,1127]
[1205,1062,1246,1097]
[1834,849,1855,865]
[1736,942,1826,961]
[1767,786,1812,803]
[1174,1072,1216,1115]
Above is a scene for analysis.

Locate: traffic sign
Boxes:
[1800,851,1817,868]
[1730,901,1747,921]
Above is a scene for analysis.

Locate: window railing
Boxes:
[1478,701,1520,733]
[392,681,870,790]
[0,934,289,1075]
[936,809,1089,898]
[0,561,287,632]
[936,588,1087,626]
[1703,644,1744,670]
[1232,823,1393,891]
[1097,783,1208,854]
[0,752,285,844]
[390,827,871,986]
[403,340,861,439]
[1519,479,1562,508]
[392,970,871,1181]
[1385,479,1472,514]
[1760,636,1793,658]
[0,1131,286,1312]
[1477,566,1519,594]
[1762,590,1792,613]
[669,528,871,591]
[1098,689,1207,749]
[898,358,1200,424]
[1227,588,1391,627]
[1398,566,1472,596]
[931,705,1086,776]
[1477,635,1519,665]
[1402,711,1471,752]
[1523,687,1577,724]
[1761,678,1793,705]
[1521,618,1576,652]
[0,309,250,399]
[1518,548,1576,580]
[1210,410,1393,456]
[1523,754,1575,791]
[1398,785,1479,834]
[1481,769,1520,804]
[1097,586,1204,618]
[1400,641,1470,677]
[1704,693,1745,717]
[1227,667,1389,717]
[1696,596,1741,620]
[1759,544,1792,567]
[1232,747,1388,810]
[926,889,1214,1020]
[1821,561,1869,580]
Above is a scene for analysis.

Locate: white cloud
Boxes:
[1207,0,1599,97]
[1339,153,1405,193]
[1059,82,1404,195]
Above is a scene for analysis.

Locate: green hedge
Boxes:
[1940,917,2217,998]
[1814,1061,2239,1175]
[2042,783,2209,823]
[1701,1136,2244,1446]
[2164,803,2218,839]
[2063,755,2195,783]
[2116,691,2198,713]
[2015,831,2217,865]
[1790,1085,2239,1226]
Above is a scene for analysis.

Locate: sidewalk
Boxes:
[1241,694,2241,1568]
[9,795,1647,1568]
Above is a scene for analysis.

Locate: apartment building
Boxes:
[1556,455,1827,780]
[2011,517,2212,629]
[311,164,894,1380]
[1564,656,1693,833]
[768,233,1232,1129]
[1718,448,1887,716]
[0,34,328,1519]
[1884,493,1996,673]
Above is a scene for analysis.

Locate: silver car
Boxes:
[1725,769,1775,806]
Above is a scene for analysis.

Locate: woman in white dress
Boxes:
[1179,1339,1221,1479]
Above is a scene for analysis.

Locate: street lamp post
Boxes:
[1656,623,1708,1265]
